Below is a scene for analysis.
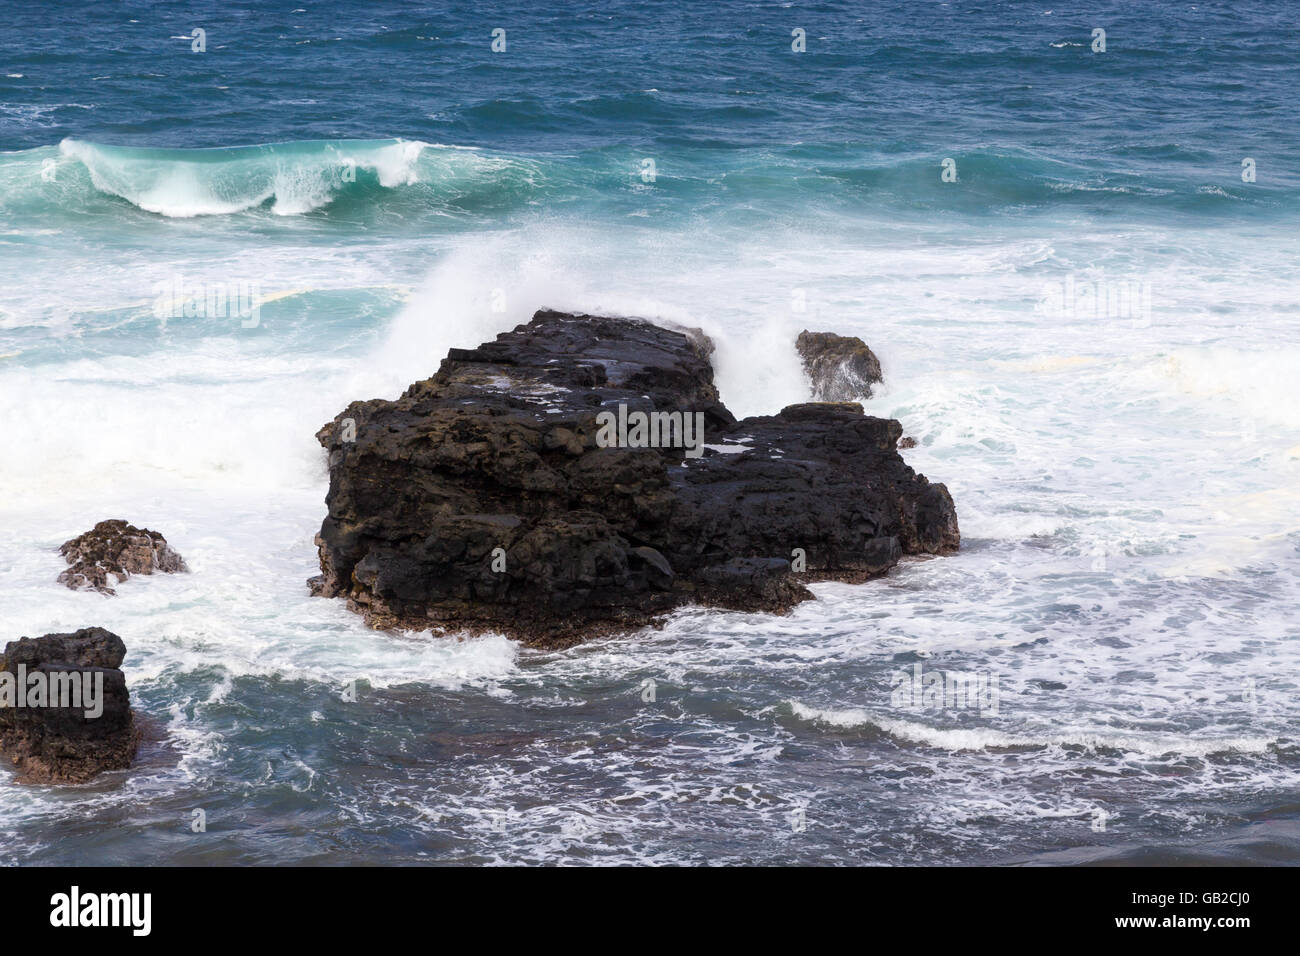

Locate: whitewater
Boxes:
[1,0,1298,864]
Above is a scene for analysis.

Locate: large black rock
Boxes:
[311,310,959,646]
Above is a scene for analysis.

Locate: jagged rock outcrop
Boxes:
[796,329,883,402]
[58,519,188,594]
[0,627,139,784]
[311,310,958,647]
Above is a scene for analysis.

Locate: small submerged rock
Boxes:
[0,627,139,784]
[58,519,187,594]
[795,329,883,402]
[311,310,959,647]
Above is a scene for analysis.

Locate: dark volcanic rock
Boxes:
[58,519,188,594]
[0,627,139,784]
[312,310,959,647]
[796,329,883,402]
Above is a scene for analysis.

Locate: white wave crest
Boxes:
[59,138,427,217]
[789,701,1277,757]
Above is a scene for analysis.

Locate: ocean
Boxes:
[1,0,1298,865]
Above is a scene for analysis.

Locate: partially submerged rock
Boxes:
[312,310,958,647]
[796,329,883,402]
[0,627,139,784]
[58,519,188,594]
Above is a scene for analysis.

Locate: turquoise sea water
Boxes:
[1,1,1299,864]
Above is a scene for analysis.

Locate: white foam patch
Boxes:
[0,348,349,494]
[788,702,1278,757]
